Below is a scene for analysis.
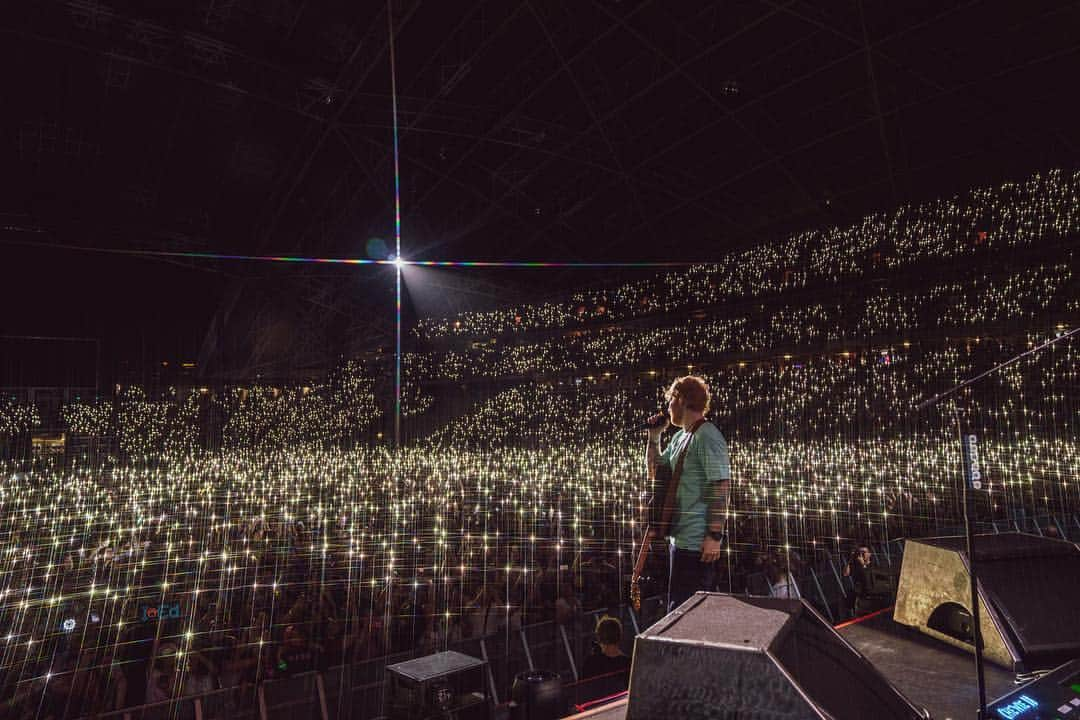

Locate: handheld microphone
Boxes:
[628,412,669,433]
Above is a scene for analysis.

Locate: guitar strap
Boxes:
[656,418,707,537]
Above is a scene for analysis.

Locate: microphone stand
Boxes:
[914,326,1076,720]
[949,400,987,720]
[914,327,1077,412]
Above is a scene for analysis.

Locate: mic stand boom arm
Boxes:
[914,325,1076,720]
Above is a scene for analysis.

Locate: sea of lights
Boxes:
[0,168,1075,714]
[416,169,1079,339]
[1,341,1075,694]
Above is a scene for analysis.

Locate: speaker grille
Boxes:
[979,552,1080,665]
[627,594,926,720]
[774,606,924,719]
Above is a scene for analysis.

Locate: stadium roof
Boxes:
[3,1,1079,378]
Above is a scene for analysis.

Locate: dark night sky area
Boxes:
[2,242,223,386]
[2,1,1079,384]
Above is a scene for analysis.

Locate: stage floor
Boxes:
[837,611,1015,719]
[562,610,1016,719]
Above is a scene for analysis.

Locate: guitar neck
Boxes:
[632,526,652,579]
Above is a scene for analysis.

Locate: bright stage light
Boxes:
[393,256,405,268]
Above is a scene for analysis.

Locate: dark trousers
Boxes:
[667,546,717,610]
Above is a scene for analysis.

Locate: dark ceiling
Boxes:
[2,0,1079,380]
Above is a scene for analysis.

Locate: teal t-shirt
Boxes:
[658,422,731,551]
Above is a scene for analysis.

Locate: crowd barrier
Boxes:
[71,514,1076,720]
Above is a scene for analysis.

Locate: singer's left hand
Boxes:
[700,536,723,563]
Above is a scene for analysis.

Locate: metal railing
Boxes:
[70,515,1078,720]
[71,607,638,720]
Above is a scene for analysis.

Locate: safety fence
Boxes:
[72,513,1078,720]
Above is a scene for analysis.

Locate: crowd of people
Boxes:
[416,168,1078,339]
[409,259,1072,382]
[0,168,1075,718]
[0,444,652,718]
[0,391,1074,716]
[0,399,39,440]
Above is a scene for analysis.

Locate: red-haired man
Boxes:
[645,375,731,609]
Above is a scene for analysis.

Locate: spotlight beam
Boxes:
[400,259,695,268]
[0,242,703,269]
[390,0,403,449]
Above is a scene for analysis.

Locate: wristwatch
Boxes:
[707,530,726,543]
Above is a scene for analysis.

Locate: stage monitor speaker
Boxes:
[386,650,489,720]
[626,593,928,720]
[894,532,1080,674]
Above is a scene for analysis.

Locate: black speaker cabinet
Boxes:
[386,650,490,720]
[895,532,1080,674]
[626,593,928,720]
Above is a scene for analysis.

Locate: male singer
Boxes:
[645,375,731,609]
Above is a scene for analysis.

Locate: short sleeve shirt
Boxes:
[658,422,731,551]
